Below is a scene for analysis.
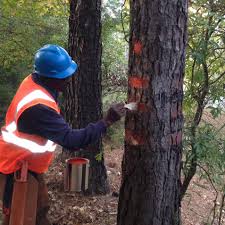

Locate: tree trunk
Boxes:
[117,0,188,224]
[65,0,109,194]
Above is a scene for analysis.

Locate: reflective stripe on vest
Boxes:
[2,89,57,153]
[2,130,56,153]
[17,90,55,113]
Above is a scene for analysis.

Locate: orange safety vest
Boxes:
[0,75,60,174]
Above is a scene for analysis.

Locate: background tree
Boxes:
[65,0,109,194]
[117,0,188,224]
[0,0,68,125]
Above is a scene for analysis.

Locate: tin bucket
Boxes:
[64,157,89,192]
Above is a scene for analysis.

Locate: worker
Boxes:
[0,44,125,225]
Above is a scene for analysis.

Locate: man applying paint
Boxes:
[0,44,125,225]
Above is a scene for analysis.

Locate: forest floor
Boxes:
[45,146,220,225]
[0,145,222,225]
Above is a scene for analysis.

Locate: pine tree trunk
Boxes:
[117,0,188,224]
[65,0,109,194]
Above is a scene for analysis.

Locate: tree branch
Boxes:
[197,164,218,193]
[121,0,129,43]
[190,58,196,95]
[209,71,225,85]
[197,163,219,225]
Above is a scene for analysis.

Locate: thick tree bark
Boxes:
[65,0,109,194]
[117,1,188,225]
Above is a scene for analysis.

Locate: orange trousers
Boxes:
[0,173,51,225]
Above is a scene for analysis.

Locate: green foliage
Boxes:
[0,0,69,123]
[95,151,104,161]
[103,92,127,110]
[102,0,128,96]
[0,0,68,71]
[184,0,225,116]
[183,122,225,186]
[182,1,225,219]
[103,92,126,147]
[207,106,223,119]
[101,0,128,151]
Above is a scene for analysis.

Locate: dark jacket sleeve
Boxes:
[17,104,107,150]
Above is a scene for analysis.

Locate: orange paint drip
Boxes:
[138,103,149,112]
[178,104,182,116]
[171,133,177,145]
[176,131,182,145]
[125,129,145,146]
[133,41,142,55]
[171,103,178,119]
[171,131,182,146]
[129,76,149,89]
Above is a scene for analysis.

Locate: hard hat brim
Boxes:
[53,60,78,79]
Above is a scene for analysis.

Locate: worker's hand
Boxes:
[103,103,126,127]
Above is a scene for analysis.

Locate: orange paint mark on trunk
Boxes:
[178,104,182,116]
[138,103,149,112]
[176,131,182,145]
[133,41,142,55]
[129,76,149,89]
[170,131,182,146]
[125,129,145,146]
[171,133,177,145]
[171,103,178,119]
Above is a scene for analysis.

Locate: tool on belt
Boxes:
[0,161,39,225]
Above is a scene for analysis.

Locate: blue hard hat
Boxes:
[34,44,78,79]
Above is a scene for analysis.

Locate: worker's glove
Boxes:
[103,103,126,127]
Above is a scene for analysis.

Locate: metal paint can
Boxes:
[64,157,89,192]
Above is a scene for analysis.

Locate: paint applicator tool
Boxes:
[124,102,138,111]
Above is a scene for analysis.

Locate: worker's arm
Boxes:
[17,104,108,150]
